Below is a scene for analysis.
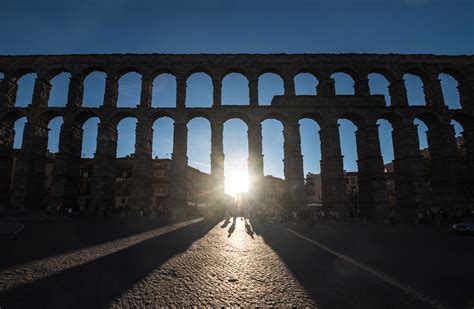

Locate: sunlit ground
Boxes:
[0,218,203,290]
[111,218,315,307]
[225,167,249,198]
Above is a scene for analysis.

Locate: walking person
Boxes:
[417,211,424,224]
[67,207,73,218]
[56,203,66,219]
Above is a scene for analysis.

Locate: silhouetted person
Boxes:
[228,216,237,237]
[56,204,66,219]
[245,221,254,239]
[417,212,424,224]
[221,217,231,228]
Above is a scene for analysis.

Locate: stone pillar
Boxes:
[424,77,445,108]
[461,127,474,200]
[140,75,153,108]
[49,121,83,209]
[388,79,409,107]
[0,121,15,209]
[176,75,186,109]
[103,75,118,107]
[129,122,153,213]
[283,120,305,208]
[90,122,117,210]
[354,78,370,96]
[0,76,18,107]
[316,75,336,97]
[249,75,259,106]
[355,125,390,221]
[391,123,430,218]
[457,78,474,111]
[31,77,51,107]
[10,120,49,210]
[283,74,295,96]
[427,122,465,208]
[211,121,225,198]
[169,120,188,208]
[319,123,347,215]
[247,121,264,202]
[213,75,222,107]
[66,75,84,108]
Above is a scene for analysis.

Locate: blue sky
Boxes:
[4,0,473,188]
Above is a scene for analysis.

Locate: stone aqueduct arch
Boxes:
[0,53,473,221]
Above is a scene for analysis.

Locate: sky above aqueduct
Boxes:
[3,0,473,192]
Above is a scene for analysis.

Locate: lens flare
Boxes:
[225,168,248,197]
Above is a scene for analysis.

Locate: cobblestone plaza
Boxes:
[1,216,473,307]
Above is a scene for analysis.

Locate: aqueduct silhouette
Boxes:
[0,53,473,221]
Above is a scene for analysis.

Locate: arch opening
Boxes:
[48,72,71,107]
[83,71,106,107]
[404,74,426,106]
[47,117,64,153]
[376,119,395,166]
[186,73,213,108]
[299,118,322,202]
[337,119,358,173]
[439,73,461,109]
[222,73,249,105]
[81,117,100,158]
[451,119,463,138]
[116,117,138,158]
[258,73,284,106]
[13,117,27,149]
[414,118,430,159]
[369,73,391,106]
[331,72,355,95]
[295,73,318,95]
[187,117,211,173]
[337,119,359,203]
[450,120,464,159]
[117,72,142,108]
[152,117,174,160]
[262,119,284,179]
[223,119,248,197]
[152,74,176,108]
[15,73,37,107]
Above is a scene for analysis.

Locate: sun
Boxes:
[225,168,249,198]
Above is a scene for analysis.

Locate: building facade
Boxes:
[262,175,287,209]
[7,151,211,212]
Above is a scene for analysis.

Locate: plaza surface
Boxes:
[0,216,473,308]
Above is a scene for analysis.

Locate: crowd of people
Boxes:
[44,192,474,225]
[416,207,474,224]
[47,200,171,219]
[241,203,474,226]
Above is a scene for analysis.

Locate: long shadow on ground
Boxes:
[0,215,187,268]
[285,222,474,309]
[0,218,218,309]
[250,219,433,309]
